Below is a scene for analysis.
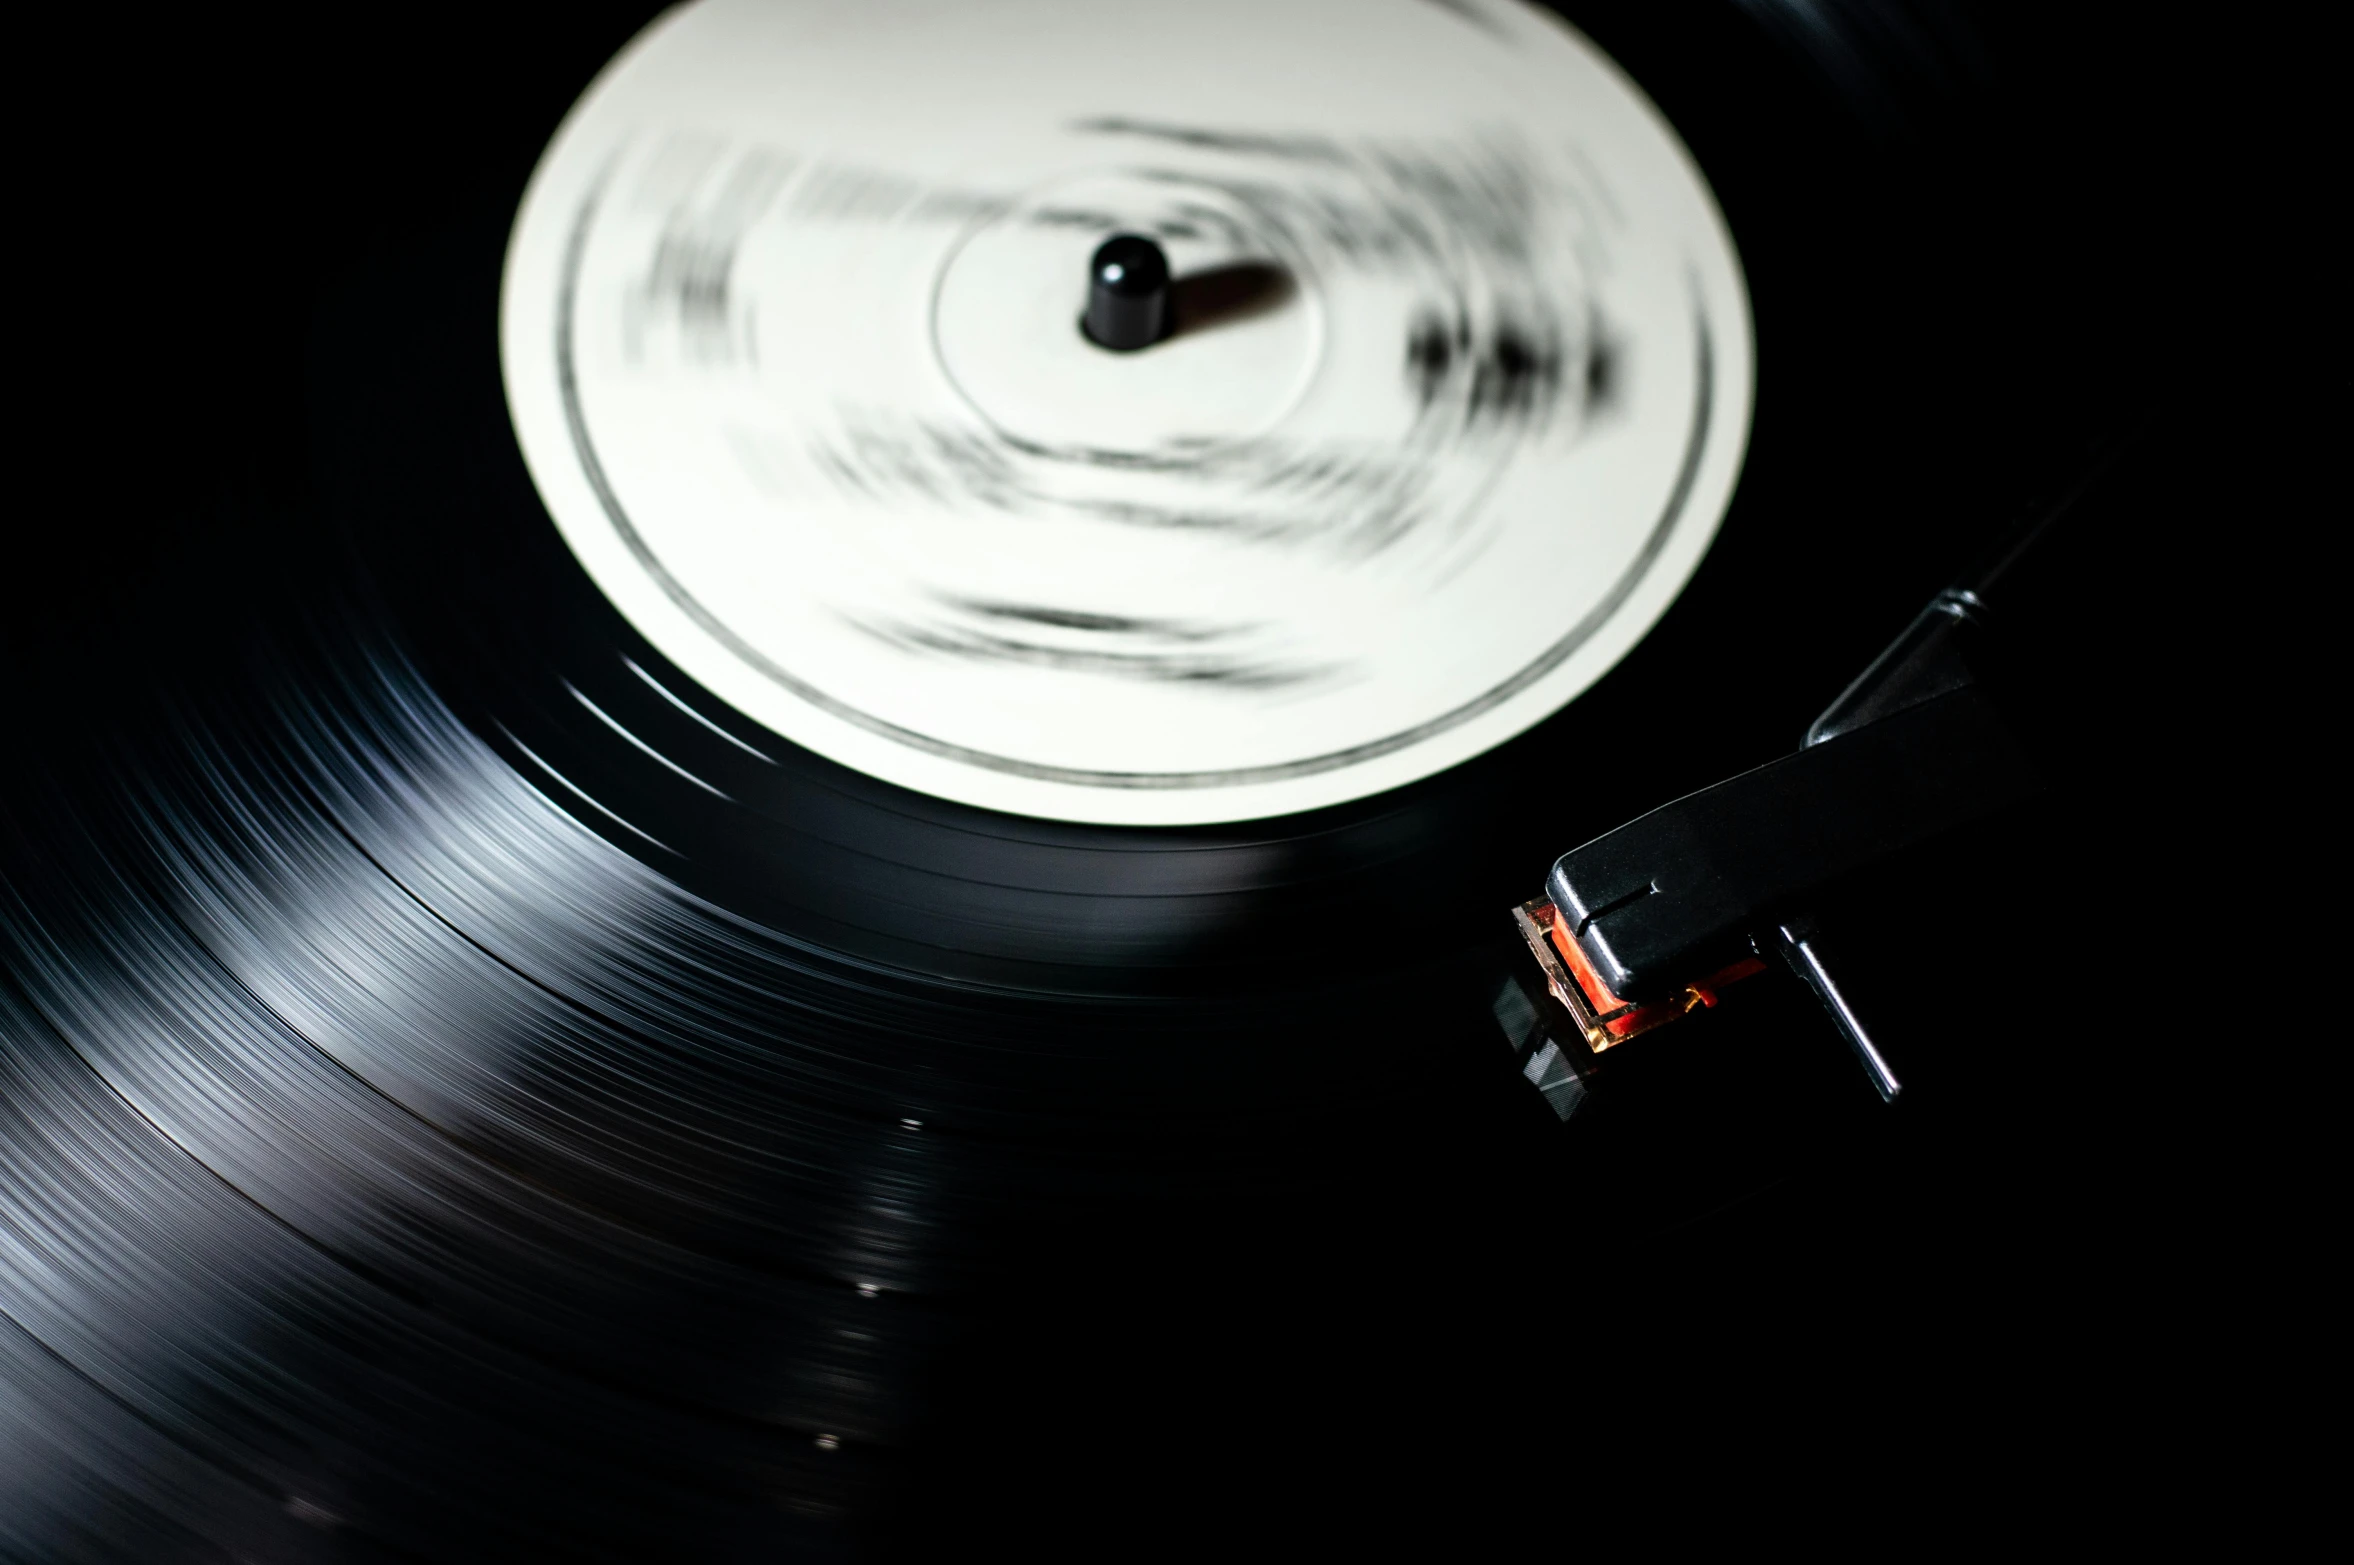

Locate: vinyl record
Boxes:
[4,1,2196,1557]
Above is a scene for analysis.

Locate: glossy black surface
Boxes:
[1081,233,1172,350]
[3,2,2229,1556]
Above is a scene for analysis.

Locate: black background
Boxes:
[5,2,2262,1555]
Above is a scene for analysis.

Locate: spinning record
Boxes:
[500,0,1752,822]
[4,0,2191,1557]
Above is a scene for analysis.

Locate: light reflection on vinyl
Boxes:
[2,0,2163,1555]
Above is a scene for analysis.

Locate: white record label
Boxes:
[502,0,1753,824]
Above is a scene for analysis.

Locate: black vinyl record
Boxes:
[5,2,2216,1557]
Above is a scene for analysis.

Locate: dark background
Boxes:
[6,1,2269,1554]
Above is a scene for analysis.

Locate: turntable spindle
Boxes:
[1080,233,1171,351]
